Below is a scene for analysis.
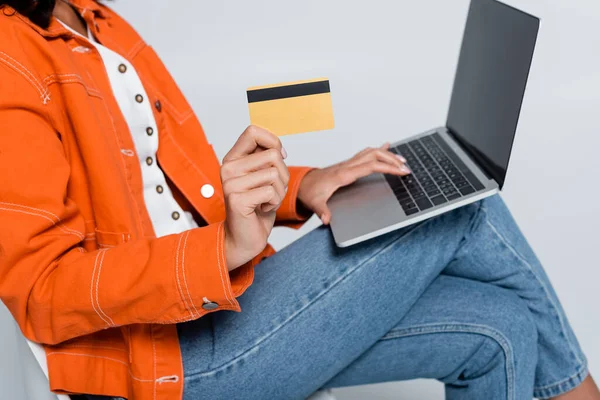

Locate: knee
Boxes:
[427,276,538,353]
[476,286,539,390]
[475,290,539,396]
[479,285,538,357]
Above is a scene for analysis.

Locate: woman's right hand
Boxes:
[221,126,289,271]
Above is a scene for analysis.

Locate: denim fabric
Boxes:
[178,196,587,400]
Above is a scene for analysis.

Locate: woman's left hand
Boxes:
[297,144,412,225]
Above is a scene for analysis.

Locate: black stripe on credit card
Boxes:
[247,80,330,103]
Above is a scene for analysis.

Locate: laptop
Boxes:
[328,0,540,247]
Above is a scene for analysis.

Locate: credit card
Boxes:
[247,78,335,136]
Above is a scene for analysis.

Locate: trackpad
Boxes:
[328,174,404,238]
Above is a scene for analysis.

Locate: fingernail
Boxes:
[395,154,407,163]
[400,165,411,173]
[281,147,288,159]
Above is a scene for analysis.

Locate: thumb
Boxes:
[313,203,332,225]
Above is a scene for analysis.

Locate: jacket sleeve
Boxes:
[275,166,315,228]
[0,107,241,346]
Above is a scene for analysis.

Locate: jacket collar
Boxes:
[66,0,107,19]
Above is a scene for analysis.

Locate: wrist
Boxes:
[297,169,317,211]
[223,225,242,272]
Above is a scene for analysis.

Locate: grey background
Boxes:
[1,0,599,399]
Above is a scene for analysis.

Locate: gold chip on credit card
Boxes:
[247,78,335,136]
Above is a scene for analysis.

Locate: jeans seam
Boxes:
[184,220,433,379]
[447,200,486,265]
[533,363,588,398]
[380,322,515,400]
[482,206,584,367]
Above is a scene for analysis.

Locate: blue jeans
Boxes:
[177,196,587,400]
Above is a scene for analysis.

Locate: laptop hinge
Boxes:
[445,128,495,182]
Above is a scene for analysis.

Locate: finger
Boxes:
[221,148,290,186]
[347,148,408,170]
[310,201,332,225]
[384,144,408,163]
[321,208,332,225]
[339,160,411,186]
[228,185,281,216]
[223,168,286,206]
[349,143,390,163]
[380,142,407,163]
[223,125,285,163]
[352,146,375,159]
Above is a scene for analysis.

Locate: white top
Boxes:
[60,21,206,237]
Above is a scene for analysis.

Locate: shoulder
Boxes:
[0,10,54,103]
[95,2,149,59]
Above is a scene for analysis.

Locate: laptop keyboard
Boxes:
[385,132,485,216]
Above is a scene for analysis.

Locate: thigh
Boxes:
[179,203,481,400]
[322,275,538,400]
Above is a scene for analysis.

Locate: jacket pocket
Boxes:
[95,229,131,249]
[133,45,194,125]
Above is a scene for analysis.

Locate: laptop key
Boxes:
[414,196,433,211]
[400,199,416,208]
[404,207,419,216]
[431,133,485,191]
[459,186,476,195]
[430,195,447,206]
[446,193,462,201]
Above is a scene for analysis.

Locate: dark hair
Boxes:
[1,0,56,28]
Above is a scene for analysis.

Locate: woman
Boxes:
[0,1,597,399]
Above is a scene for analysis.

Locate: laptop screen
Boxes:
[446,0,539,189]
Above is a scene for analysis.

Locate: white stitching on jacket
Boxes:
[181,230,200,317]
[151,328,157,400]
[46,352,155,382]
[175,233,194,318]
[90,250,112,326]
[0,51,50,103]
[43,73,102,98]
[120,149,135,157]
[165,136,224,202]
[216,223,234,306]
[0,203,84,240]
[95,249,115,326]
[145,81,193,125]
[61,344,126,352]
[127,40,145,59]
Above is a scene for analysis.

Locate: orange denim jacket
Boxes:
[0,1,312,398]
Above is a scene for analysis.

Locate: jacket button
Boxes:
[156,185,164,194]
[146,127,154,136]
[146,157,153,166]
[155,100,162,112]
[201,184,214,199]
[135,94,144,103]
[171,211,180,220]
[202,302,218,311]
[118,64,127,73]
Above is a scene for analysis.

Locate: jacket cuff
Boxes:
[177,222,241,317]
[228,244,275,297]
[276,166,314,225]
